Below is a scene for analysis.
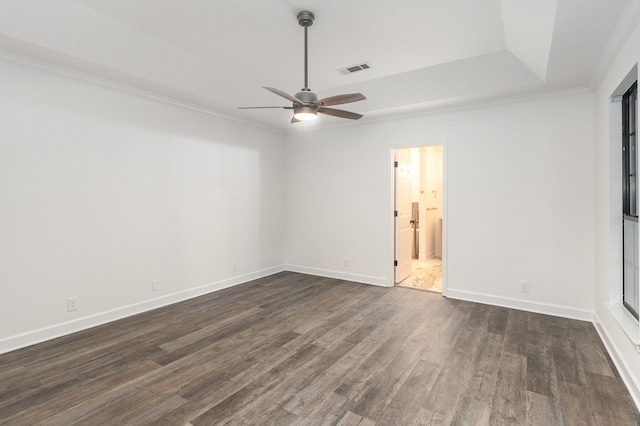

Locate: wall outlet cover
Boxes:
[67,297,78,311]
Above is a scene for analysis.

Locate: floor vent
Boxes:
[338,62,372,75]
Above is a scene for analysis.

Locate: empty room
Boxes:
[2,0,640,424]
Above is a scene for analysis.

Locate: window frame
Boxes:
[622,81,638,319]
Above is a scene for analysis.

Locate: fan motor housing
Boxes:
[295,91,318,104]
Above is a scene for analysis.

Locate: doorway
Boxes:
[394,145,444,293]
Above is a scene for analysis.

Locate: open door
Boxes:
[395,149,412,283]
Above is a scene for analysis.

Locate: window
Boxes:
[623,81,638,319]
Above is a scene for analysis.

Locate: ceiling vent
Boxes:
[338,62,372,76]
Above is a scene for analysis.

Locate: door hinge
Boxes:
[394,210,398,217]
[394,161,398,167]
[394,260,398,266]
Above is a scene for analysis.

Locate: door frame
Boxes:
[389,140,448,295]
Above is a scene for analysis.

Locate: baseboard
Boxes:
[445,288,594,321]
[593,313,640,411]
[0,265,286,355]
[285,264,389,287]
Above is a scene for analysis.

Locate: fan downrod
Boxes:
[297,11,314,92]
[297,11,314,27]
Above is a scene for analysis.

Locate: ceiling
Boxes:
[0,0,634,130]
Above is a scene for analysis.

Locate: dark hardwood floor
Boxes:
[0,272,638,425]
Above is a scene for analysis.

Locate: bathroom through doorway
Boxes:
[394,145,444,293]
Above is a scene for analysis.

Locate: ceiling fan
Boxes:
[239,11,366,123]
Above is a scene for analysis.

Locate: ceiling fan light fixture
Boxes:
[293,106,317,121]
[238,11,365,123]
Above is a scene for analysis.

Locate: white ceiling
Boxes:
[0,0,633,130]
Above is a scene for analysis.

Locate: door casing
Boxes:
[390,141,448,294]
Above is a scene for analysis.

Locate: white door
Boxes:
[395,149,412,283]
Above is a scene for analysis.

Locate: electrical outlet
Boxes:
[152,280,159,291]
[67,297,78,312]
[520,280,529,293]
[233,261,238,272]
[344,258,349,267]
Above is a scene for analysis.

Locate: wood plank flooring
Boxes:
[0,272,638,425]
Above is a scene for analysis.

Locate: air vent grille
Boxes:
[338,62,372,76]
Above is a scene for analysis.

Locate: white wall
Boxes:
[594,15,640,407]
[285,90,595,318]
[0,56,286,352]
